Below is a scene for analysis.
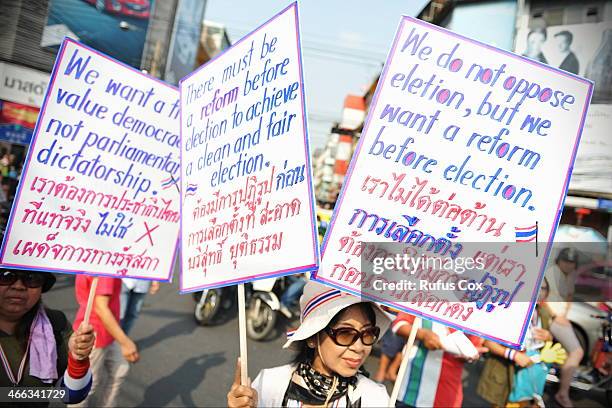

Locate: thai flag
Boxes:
[302,289,342,320]
[515,224,538,242]
[161,176,179,190]
[286,328,297,338]
[185,183,198,196]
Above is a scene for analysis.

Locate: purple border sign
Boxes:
[179,2,319,293]
[0,38,181,282]
[313,16,593,348]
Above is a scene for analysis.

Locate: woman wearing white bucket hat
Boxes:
[228,280,392,407]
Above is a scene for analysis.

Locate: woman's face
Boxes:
[0,272,42,322]
[312,304,375,378]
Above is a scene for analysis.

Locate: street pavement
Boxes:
[44,273,607,407]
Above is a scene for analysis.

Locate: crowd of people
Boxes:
[0,185,592,408]
[0,245,588,407]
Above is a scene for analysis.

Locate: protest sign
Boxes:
[314,16,593,347]
[0,38,181,282]
[179,2,318,293]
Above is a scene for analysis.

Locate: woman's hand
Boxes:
[68,323,95,361]
[532,327,553,342]
[514,352,534,368]
[227,359,257,408]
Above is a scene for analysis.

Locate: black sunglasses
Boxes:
[324,326,380,347]
[0,270,46,289]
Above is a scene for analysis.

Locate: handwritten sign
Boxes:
[179,3,318,292]
[0,39,181,281]
[314,17,593,347]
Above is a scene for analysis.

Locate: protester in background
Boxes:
[228,281,392,407]
[478,278,564,407]
[1,177,17,202]
[73,275,139,407]
[120,278,159,335]
[523,28,549,64]
[392,313,486,408]
[555,30,580,74]
[373,329,405,383]
[545,248,584,408]
[0,152,9,177]
[0,268,94,404]
[278,274,306,319]
[0,176,7,203]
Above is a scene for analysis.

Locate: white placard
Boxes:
[315,17,593,348]
[179,3,318,292]
[0,39,181,281]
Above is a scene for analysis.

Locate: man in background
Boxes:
[555,30,580,74]
[73,276,140,407]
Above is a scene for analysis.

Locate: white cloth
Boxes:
[252,364,389,407]
[545,264,576,316]
[71,342,129,408]
[121,278,151,293]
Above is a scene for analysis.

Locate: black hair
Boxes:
[292,303,377,365]
[528,27,548,41]
[556,247,578,265]
[554,30,573,45]
[328,303,376,328]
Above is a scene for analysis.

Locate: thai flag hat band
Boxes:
[283,280,391,351]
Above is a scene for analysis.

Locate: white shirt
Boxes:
[121,278,152,293]
[545,264,576,315]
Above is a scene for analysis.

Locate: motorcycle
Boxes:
[192,286,235,326]
[246,276,300,341]
[547,303,612,404]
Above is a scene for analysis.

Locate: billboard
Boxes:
[515,22,612,103]
[42,0,154,69]
[516,22,612,195]
[0,101,38,145]
[0,63,50,146]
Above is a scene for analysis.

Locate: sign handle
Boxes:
[83,277,99,326]
[388,317,421,407]
[237,283,249,385]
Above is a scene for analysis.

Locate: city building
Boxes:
[197,20,231,66]
[0,0,191,171]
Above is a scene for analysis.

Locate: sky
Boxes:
[204,0,431,150]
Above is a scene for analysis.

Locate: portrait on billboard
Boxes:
[516,22,612,103]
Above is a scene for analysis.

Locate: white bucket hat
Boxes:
[283,281,392,350]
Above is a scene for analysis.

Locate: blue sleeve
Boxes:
[59,368,93,404]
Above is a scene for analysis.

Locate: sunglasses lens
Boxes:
[24,273,45,288]
[334,328,359,346]
[0,271,16,285]
[0,271,45,288]
[362,327,380,345]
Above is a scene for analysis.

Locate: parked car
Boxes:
[567,301,608,360]
[82,0,151,19]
